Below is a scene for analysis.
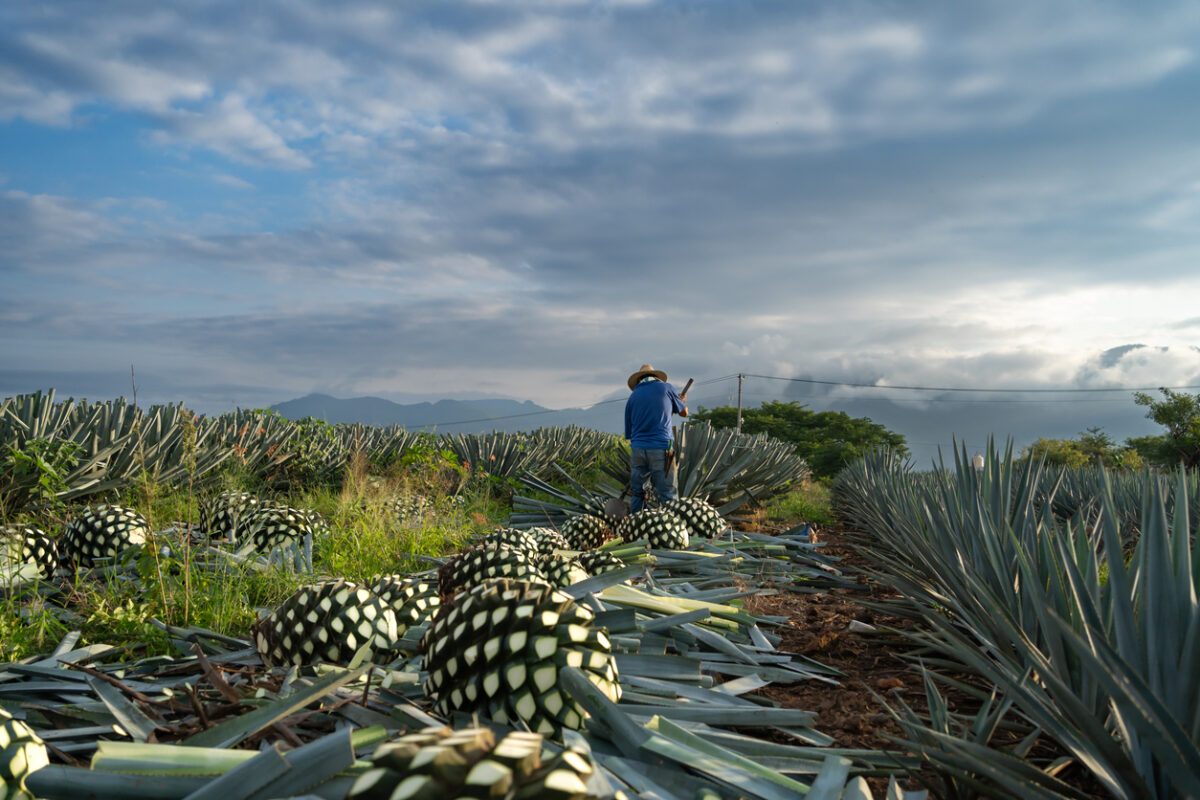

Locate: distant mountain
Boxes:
[270,393,627,435]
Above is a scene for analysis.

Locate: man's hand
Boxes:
[680,393,687,402]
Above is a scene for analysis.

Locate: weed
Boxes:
[763,480,835,526]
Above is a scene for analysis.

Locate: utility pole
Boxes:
[735,373,743,434]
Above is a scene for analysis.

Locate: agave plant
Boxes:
[0,390,231,514]
[441,431,537,480]
[839,441,1200,798]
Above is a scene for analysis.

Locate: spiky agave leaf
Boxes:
[0,707,49,800]
[559,515,612,551]
[253,579,398,667]
[437,544,550,597]
[420,579,621,735]
[540,553,589,588]
[61,504,148,568]
[662,497,727,540]
[198,490,259,540]
[349,725,600,800]
[0,525,59,580]
[616,509,689,551]
[367,574,441,635]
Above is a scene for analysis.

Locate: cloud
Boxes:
[4,0,1200,437]
[153,94,312,169]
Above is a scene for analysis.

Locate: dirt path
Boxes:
[744,527,1106,797]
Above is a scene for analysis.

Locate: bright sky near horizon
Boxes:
[2,1,1200,459]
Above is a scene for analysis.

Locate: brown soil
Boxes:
[743,526,1107,798]
[742,528,935,795]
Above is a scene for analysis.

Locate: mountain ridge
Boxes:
[270,392,627,434]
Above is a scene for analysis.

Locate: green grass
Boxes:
[762,480,835,526]
[0,463,513,661]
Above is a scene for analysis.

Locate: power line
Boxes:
[742,372,1200,394]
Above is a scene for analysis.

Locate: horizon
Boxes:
[1,378,1173,470]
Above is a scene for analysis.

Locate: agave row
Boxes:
[836,441,1200,798]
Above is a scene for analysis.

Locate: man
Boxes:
[624,364,688,513]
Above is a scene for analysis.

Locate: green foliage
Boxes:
[1132,387,1200,467]
[1020,427,1144,470]
[692,400,908,480]
[269,415,345,490]
[1124,434,1175,468]
[762,480,835,526]
[395,434,467,496]
[0,438,82,516]
[0,594,69,661]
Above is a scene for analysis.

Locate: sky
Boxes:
[3,0,1200,465]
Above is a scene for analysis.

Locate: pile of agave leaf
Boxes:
[1,522,931,800]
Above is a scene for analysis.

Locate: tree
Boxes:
[1020,427,1144,470]
[691,401,908,480]
[1132,388,1200,468]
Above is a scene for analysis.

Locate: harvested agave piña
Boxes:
[581,496,620,529]
[348,725,599,800]
[576,550,626,577]
[662,497,727,539]
[473,527,541,555]
[560,514,611,551]
[0,707,48,800]
[253,579,398,667]
[616,508,689,551]
[243,505,316,554]
[367,574,440,635]
[389,494,427,523]
[438,543,549,597]
[0,526,59,580]
[61,505,148,568]
[198,490,259,540]
[420,579,621,735]
[540,553,589,588]
[526,526,571,554]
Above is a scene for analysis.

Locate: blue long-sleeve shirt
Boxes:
[624,379,686,449]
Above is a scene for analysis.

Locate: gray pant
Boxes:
[630,448,677,513]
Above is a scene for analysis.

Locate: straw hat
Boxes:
[627,364,668,390]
